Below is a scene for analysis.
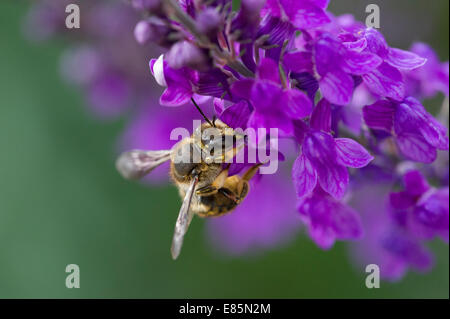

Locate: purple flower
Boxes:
[389,170,449,242]
[359,28,427,101]
[363,29,428,71]
[350,180,434,281]
[284,33,382,105]
[231,58,312,136]
[292,99,373,199]
[363,96,449,163]
[403,42,449,98]
[150,54,231,106]
[150,54,198,106]
[315,34,381,105]
[297,186,363,249]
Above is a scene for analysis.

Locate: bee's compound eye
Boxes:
[173,162,197,177]
[173,142,200,176]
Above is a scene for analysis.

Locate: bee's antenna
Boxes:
[191,98,215,127]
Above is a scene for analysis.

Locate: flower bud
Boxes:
[133,17,172,46]
[134,21,152,44]
[196,8,222,40]
[166,41,209,71]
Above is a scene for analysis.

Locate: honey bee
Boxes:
[116,103,261,259]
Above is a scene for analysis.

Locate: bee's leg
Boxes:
[219,187,239,203]
[242,163,263,182]
[195,166,230,196]
[233,163,262,200]
[195,185,218,196]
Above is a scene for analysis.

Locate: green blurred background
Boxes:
[0,1,448,298]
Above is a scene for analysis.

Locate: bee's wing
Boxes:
[116,150,172,180]
[171,175,199,260]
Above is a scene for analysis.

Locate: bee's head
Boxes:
[193,120,246,163]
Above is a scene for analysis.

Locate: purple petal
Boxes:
[314,35,342,76]
[160,86,192,106]
[303,132,349,199]
[308,0,330,9]
[231,79,254,100]
[310,98,331,132]
[282,0,331,29]
[290,72,319,101]
[386,48,427,70]
[408,42,449,97]
[319,69,354,105]
[396,133,437,163]
[292,154,317,198]
[250,81,285,112]
[297,187,362,249]
[261,0,283,19]
[283,51,314,73]
[364,28,389,58]
[257,58,281,83]
[395,98,449,151]
[362,99,396,132]
[403,170,429,196]
[247,82,294,136]
[219,100,253,129]
[330,202,363,240]
[381,232,433,271]
[402,97,449,150]
[196,69,230,98]
[424,115,450,150]
[389,191,416,210]
[341,50,382,75]
[316,162,349,199]
[302,130,336,165]
[343,37,367,52]
[285,89,312,119]
[409,209,447,241]
[335,138,374,168]
[293,119,309,144]
[341,103,363,135]
[247,110,294,137]
[415,188,449,235]
[257,15,296,56]
[213,98,224,114]
[297,191,336,250]
[362,62,405,101]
